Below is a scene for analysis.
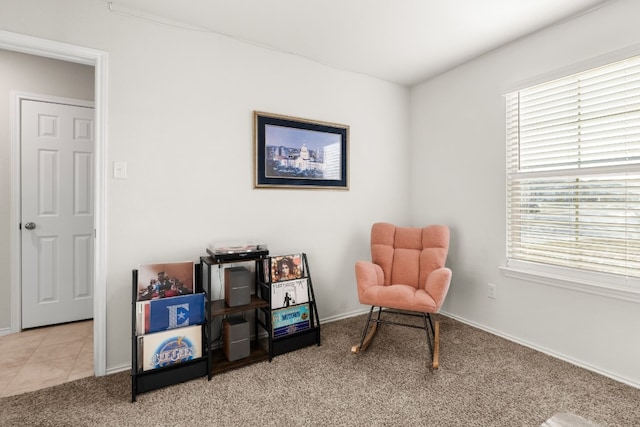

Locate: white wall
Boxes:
[0,49,94,331]
[410,0,640,387]
[0,0,410,371]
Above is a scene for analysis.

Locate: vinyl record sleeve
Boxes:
[135,301,150,336]
[136,293,205,335]
[140,325,202,371]
[272,304,311,339]
[270,254,304,283]
[147,293,204,334]
[271,278,309,309]
[136,261,194,301]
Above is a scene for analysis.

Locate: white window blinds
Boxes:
[506,55,640,279]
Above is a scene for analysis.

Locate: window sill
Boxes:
[500,261,640,303]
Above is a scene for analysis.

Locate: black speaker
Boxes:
[224,266,251,307]
[223,316,250,361]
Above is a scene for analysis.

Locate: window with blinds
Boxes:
[506,55,640,279]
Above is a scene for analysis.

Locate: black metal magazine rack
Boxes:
[130,268,207,402]
[257,253,321,358]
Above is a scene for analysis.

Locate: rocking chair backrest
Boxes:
[370,222,449,289]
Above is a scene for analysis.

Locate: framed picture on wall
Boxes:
[254,111,349,189]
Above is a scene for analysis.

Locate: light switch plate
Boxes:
[113,161,127,179]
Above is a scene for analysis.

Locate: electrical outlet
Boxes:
[488,283,497,299]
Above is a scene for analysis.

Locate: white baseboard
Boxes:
[0,327,13,337]
[440,310,640,389]
[106,363,130,376]
[319,308,370,324]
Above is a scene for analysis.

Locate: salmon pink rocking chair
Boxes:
[352,222,452,369]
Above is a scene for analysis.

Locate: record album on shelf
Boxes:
[136,261,194,301]
[137,324,203,371]
[136,293,205,335]
[271,278,309,309]
[270,254,304,283]
[272,303,311,339]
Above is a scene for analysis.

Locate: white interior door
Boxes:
[21,99,94,329]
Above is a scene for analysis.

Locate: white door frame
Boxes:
[2,30,107,377]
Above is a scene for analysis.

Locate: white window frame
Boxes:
[503,49,640,304]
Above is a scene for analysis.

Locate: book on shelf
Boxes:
[270,278,309,309]
[272,303,311,339]
[270,254,304,283]
[138,324,203,371]
[136,261,194,301]
[136,293,205,335]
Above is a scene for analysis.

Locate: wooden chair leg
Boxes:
[352,306,381,354]
[432,320,440,369]
[351,322,378,353]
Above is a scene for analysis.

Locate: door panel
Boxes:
[38,236,58,303]
[21,99,94,329]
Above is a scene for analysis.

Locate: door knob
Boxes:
[24,222,36,230]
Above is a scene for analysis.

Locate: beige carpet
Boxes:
[1,313,639,426]
[542,412,603,427]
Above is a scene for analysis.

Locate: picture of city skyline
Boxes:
[255,111,349,189]
[264,124,342,180]
[265,124,339,151]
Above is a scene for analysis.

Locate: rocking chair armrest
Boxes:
[424,267,452,310]
[355,261,384,294]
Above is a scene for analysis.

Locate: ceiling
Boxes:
[104,0,612,86]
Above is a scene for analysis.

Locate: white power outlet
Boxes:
[488,283,497,299]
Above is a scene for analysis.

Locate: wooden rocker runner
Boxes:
[351,223,452,369]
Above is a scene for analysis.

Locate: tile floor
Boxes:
[0,320,94,397]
